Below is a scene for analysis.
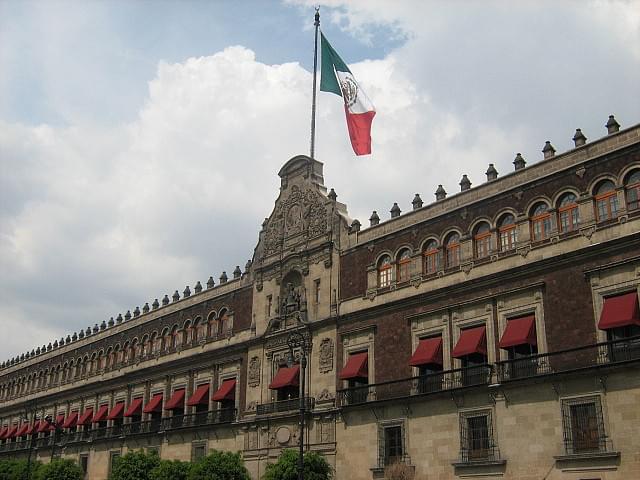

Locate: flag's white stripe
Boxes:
[335,71,375,115]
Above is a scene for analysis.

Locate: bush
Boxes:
[263,449,333,480]
[0,459,42,480]
[109,450,160,480]
[34,459,82,480]
[187,450,250,480]
[150,459,191,480]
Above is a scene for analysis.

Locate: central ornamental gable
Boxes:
[252,155,350,270]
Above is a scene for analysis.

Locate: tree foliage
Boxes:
[109,450,160,480]
[187,450,250,480]
[263,450,333,480]
[34,459,82,480]
[0,459,42,480]
[149,459,191,480]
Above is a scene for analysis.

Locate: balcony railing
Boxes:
[497,335,640,382]
[457,445,502,464]
[161,409,237,431]
[121,419,162,436]
[337,365,493,407]
[256,397,315,416]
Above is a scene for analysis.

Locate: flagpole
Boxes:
[310,7,320,159]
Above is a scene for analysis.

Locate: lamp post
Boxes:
[21,401,37,480]
[287,330,309,480]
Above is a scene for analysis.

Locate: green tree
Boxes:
[33,459,82,480]
[263,450,332,480]
[109,450,160,480]
[0,459,42,480]
[150,459,191,480]
[187,450,250,480]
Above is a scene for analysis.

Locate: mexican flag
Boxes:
[320,33,376,156]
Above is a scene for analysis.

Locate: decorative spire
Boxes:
[183,286,191,298]
[390,203,401,218]
[116,313,123,323]
[162,295,170,306]
[143,302,150,313]
[124,310,132,321]
[459,175,471,191]
[513,153,526,170]
[172,290,180,302]
[207,276,215,289]
[194,281,203,294]
[485,164,498,181]
[220,271,228,284]
[152,299,160,310]
[350,219,361,232]
[435,185,446,201]
[572,128,587,147]
[233,266,242,279]
[369,211,380,226]
[108,317,114,327]
[606,115,620,134]
[133,306,141,317]
[412,194,423,210]
[542,141,556,159]
[328,188,337,201]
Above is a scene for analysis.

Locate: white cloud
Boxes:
[1,1,639,361]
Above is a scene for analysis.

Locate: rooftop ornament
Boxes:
[207,277,215,289]
[486,164,498,181]
[220,271,228,284]
[369,211,380,226]
[350,219,361,232]
[124,310,132,321]
[459,175,471,192]
[542,141,556,159]
[606,114,620,134]
[412,194,423,210]
[194,281,203,294]
[162,295,170,306]
[328,188,337,201]
[513,153,526,170]
[233,266,242,279]
[143,302,150,313]
[116,313,123,323]
[435,184,447,201]
[183,286,191,298]
[573,128,587,147]
[172,290,180,302]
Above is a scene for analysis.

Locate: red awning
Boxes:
[339,352,369,380]
[6,425,18,439]
[55,413,65,428]
[77,409,93,426]
[499,315,537,349]
[186,384,210,406]
[124,398,144,417]
[143,394,163,413]
[25,421,39,435]
[0,426,7,439]
[16,423,30,437]
[107,402,125,420]
[452,326,487,358]
[409,337,443,366]
[37,420,49,433]
[212,379,236,401]
[598,292,640,329]
[92,405,109,423]
[164,389,185,410]
[269,365,300,389]
[62,412,78,429]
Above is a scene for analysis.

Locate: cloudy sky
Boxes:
[1,0,639,361]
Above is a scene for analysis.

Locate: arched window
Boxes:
[557,193,579,233]
[422,240,439,275]
[170,326,179,349]
[218,309,229,335]
[122,342,130,363]
[396,249,412,283]
[130,339,139,360]
[377,255,393,287]
[498,214,517,251]
[530,202,552,241]
[473,222,491,258]
[182,322,192,345]
[625,170,640,211]
[594,180,618,221]
[194,317,205,341]
[141,335,150,357]
[445,233,460,268]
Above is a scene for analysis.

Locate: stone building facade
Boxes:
[1,115,639,480]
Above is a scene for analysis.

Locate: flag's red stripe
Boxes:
[344,108,376,156]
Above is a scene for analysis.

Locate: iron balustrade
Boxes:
[337,365,493,407]
[160,409,237,431]
[497,335,640,382]
[458,445,502,464]
[256,397,315,416]
[121,419,162,436]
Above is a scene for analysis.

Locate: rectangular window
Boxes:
[192,443,207,462]
[424,250,439,274]
[459,410,497,462]
[79,455,88,478]
[384,426,403,465]
[314,279,321,304]
[446,245,460,268]
[627,184,640,210]
[109,452,120,475]
[562,396,607,455]
[531,215,552,241]
[475,233,491,258]
[559,206,579,232]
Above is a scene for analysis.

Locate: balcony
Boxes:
[337,365,493,407]
[455,445,503,465]
[160,409,237,431]
[497,335,640,383]
[256,397,315,416]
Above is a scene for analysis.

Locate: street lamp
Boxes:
[287,330,309,480]
[43,415,64,462]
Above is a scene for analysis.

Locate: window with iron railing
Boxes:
[459,410,499,463]
[561,396,609,455]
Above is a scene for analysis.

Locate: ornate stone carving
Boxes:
[580,225,596,239]
[248,357,261,387]
[276,426,291,445]
[317,388,335,402]
[262,185,328,257]
[575,166,586,178]
[245,401,257,413]
[318,338,334,373]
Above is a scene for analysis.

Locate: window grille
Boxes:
[561,396,609,455]
[378,422,407,467]
[459,410,500,462]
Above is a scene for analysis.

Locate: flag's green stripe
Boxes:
[320,32,351,96]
